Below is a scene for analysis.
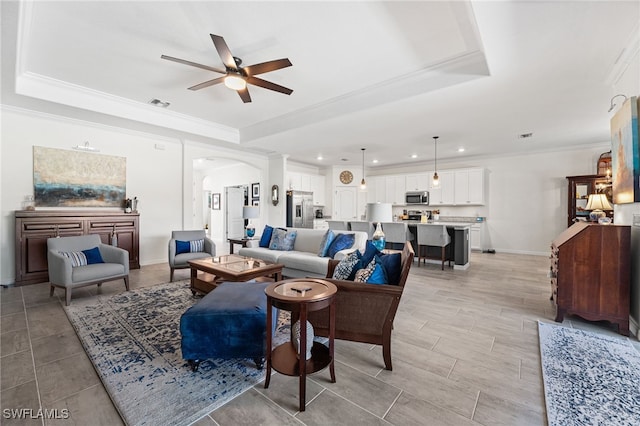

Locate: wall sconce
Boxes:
[73,141,100,152]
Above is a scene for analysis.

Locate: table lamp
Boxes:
[242,206,259,238]
[367,203,392,250]
[585,194,613,222]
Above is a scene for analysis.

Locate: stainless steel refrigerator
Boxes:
[286,190,314,228]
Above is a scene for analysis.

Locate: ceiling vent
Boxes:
[518,132,534,139]
[148,98,171,108]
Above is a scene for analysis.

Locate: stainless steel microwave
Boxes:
[405,191,429,205]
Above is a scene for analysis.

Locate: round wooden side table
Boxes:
[264,278,337,412]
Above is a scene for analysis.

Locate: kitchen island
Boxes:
[402,219,476,270]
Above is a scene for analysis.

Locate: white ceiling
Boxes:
[2,1,639,169]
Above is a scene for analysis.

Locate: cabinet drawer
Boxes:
[89,219,137,229]
[21,221,84,233]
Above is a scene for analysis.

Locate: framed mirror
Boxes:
[271,184,279,206]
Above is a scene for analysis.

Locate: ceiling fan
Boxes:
[161,34,293,103]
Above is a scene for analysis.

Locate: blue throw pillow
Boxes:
[317,229,336,257]
[82,247,104,265]
[359,240,381,267]
[377,252,402,285]
[176,240,191,255]
[326,233,356,259]
[367,261,388,284]
[259,225,273,248]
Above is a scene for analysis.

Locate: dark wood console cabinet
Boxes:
[15,210,140,285]
[550,222,630,335]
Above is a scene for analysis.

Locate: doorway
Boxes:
[226,186,246,239]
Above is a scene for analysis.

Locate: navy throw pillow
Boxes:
[360,240,381,267]
[82,247,104,264]
[176,240,191,255]
[259,225,274,248]
[326,233,356,259]
[377,252,402,285]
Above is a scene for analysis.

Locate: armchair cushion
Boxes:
[327,233,355,259]
[59,246,105,267]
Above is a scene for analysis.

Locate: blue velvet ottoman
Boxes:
[180,281,276,371]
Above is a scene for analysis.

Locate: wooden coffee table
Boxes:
[188,254,284,296]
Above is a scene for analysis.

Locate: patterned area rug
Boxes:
[64,281,289,426]
[538,322,640,426]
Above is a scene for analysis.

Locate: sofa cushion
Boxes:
[71,263,126,285]
[332,250,361,280]
[269,228,297,251]
[259,225,274,248]
[238,247,284,263]
[278,252,330,276]
[327,233,356,259]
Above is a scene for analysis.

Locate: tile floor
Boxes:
[2,252,638,425]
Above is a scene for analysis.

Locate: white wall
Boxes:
[0,107,270,284]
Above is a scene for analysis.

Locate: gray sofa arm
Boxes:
[99,244,130,274]
[204,237,216,257]
[47,251,73,285]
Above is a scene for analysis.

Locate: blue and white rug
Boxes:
[64,281,289,426]
[538,321,640,426]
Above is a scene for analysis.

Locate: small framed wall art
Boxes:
[212,193,221,210]
[252,183,260,199]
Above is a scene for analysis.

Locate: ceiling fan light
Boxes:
[224,75,246,90]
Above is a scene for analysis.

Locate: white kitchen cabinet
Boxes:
[309,175,326,206]
[300,174,312,191]
[288,172,302,190]
[405,173,430,191]
[385,175,406,205]
[334,186,358,220]
[470,221,485,251]
[430,171,454,205]
[454,168,485,205]
[370,176,386,203]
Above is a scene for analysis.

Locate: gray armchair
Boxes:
[168,230,216,281]
[47,234,130,306]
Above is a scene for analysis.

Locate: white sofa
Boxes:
[238,227,368,278]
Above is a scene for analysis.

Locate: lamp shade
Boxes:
[242,206,259,219]
[366,203,392,223]
[585,194,613,211]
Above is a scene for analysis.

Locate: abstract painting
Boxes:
[33,146,126,207]
[611,96,640,204]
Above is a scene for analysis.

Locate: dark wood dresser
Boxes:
[15,210,140,285]
[550,222,630,335]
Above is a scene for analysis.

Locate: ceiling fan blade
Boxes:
[243,58,292,76]
[160,55,226,74]
[246,76,293,95]
[237,87,252,103]
[188,77,226,91]
[210,34,237,70]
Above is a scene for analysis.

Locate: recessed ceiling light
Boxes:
[458,147,465,153]
[148,98,171,108]
[372,159,379,164]
[317,155,323,160]
[518,132,533,139]
[411,154,418,159]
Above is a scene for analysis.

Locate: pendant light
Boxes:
[432,136,440,187]
[360,148,367,189]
